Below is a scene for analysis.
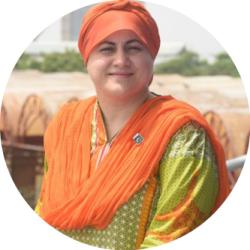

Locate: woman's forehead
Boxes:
[100,30,142,45]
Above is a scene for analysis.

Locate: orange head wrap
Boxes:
[78,0,160,63]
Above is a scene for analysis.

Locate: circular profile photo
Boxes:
[0,0,249,250]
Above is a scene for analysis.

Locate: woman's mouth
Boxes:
[108,72,134,77]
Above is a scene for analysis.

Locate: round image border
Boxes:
[0,0,249,250]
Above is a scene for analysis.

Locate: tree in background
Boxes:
[154,48,239,77]
[15,50,86,73]
[41,50,85,72]
[154,48,209,76]
[208,53,239,77]
[15,54,42,70]
[15,48,239,77]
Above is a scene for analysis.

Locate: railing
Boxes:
[1,137,247,207]
[226,155,246,172]
[226,154,246,188]
[1,140,43,152]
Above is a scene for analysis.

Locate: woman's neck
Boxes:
[97,91,155,141]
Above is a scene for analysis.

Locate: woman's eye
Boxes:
[128,47,142,51]
[100,47,114,53]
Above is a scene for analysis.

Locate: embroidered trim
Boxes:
[135,176,157,249]
[35,200,42,215]
[91,101,98,153]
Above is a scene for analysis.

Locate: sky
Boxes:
[146,2,224,61]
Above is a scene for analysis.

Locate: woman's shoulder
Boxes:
[173,121,205,139]
[162,121,215,162]
[169,121,208,148]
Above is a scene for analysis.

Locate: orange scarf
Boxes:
[40,96,230,230]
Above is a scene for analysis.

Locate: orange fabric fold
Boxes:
[78,0,160,62]
[40,96,230,230]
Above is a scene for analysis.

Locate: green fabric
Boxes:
[62,182,149,250]
[140,122,218,248]
[37,122,219,250]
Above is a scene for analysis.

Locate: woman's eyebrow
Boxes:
[100,39,141,46]
[100,41,115,46]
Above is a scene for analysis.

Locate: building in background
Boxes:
[61,5,93,41]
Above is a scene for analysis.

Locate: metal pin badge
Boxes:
[133,133,144,144]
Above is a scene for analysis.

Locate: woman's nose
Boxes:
[113,49,131,67]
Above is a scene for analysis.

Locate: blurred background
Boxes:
[0,2,249,209]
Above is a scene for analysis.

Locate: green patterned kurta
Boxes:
[36,121,218,250]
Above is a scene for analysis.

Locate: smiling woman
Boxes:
[35,1,230,250]
[87,30,154,114]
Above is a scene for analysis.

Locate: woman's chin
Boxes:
[106,90,131,99]
[100,89,148,104]
[103,84,132,96]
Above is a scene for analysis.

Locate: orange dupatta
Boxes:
[40,95,230,230]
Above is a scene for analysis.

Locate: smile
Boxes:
[108,73,134,77]
[109,72,133,76]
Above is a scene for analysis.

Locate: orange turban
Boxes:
[78,0,160,63]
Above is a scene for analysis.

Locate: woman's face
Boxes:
[86,30,154,102]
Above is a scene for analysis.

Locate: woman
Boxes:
[35,0,230,249]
